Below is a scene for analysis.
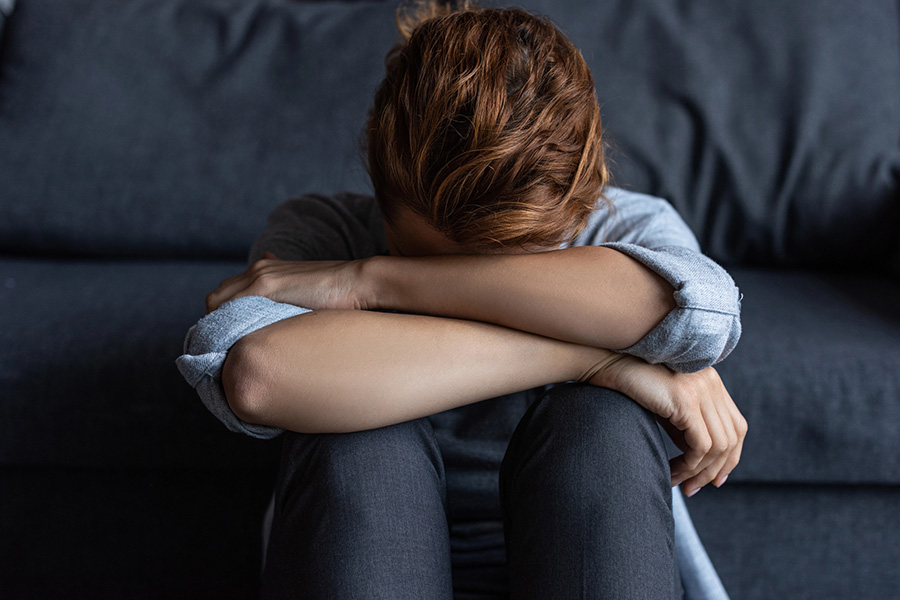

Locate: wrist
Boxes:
[577,347,631,388]
[358,254,397,311]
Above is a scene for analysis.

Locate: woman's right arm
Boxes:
[222,306,617,434]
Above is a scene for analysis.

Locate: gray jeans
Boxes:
[259,383,683,599]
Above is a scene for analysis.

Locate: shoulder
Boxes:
[249,192,387,262]
[569,186,701,252]
[267,192,377,227]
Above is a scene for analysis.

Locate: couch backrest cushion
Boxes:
[531,0,900,268]
[1,0,898,265]
[0,0,398,258]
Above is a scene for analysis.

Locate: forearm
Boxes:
[223,308,615,434]
[365,246,675,350]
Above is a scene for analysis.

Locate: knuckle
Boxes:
[724,429,738,449]
[683,454,702,471]
[252,271,276,292]
[675,377,695,399]
[724,455,740,472]
[685,473,713,491]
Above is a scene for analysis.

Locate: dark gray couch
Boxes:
[2,0,899,598]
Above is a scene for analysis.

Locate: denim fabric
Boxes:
[259,383,714,599]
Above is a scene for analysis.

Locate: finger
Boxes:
[662,416,706,486]
[667,424,710,483]
[701,383,744,487]
[672,393,728,487]
[218,272,243,287]
[682,384,744,492]
[657,420,697,487]
[681,451,731,497]
[206,275,253,313]
[654,419,689,486]
[703,378,738,475]
[712,438,743,488]
[662,393,707,474]
[262,251,281,260]
[712,410,746,487]
[207,285,255,314]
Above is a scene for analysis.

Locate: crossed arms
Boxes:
[204,233,745,496]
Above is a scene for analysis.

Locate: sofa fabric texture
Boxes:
[0,0,15,38]
[1,0,898,268]
[2,0,899,598]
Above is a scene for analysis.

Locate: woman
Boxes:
[178,1,746,598]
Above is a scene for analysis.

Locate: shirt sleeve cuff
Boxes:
[600,242,743,373]
[174,296,313,439]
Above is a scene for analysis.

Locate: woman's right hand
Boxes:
[585,354,748,498]
[205,252,372,315]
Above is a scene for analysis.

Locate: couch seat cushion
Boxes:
[3,258,898,484]
[716,267,900,484]
[0,257,280,470]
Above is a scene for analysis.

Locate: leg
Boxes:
[500,382,682,599]
[429,388,540,598]
[260,417,454,600]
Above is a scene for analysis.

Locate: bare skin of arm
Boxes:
[221,305,745,496]
[222,307,619,435]
[211,246,744,496]
[207,247,676,351]
[364,246,676,351]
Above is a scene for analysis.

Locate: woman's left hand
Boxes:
[586,354,747,497]
[204,252,373,314]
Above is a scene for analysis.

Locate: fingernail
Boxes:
[686,487,700,498]
[716,475,728,487]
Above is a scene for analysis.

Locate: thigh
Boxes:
[499,382,680,599]
[261,417,454,600]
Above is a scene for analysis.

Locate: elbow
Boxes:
[222,337,271,427]
[665,274,743,372]
[624,310,742,374]
[221,335,335,434]
[668,312,743,373]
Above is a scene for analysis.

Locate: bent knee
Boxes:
[534,382,657,432]
[502,383,670,499]
[282,417,445,490]
[515,383,668,471]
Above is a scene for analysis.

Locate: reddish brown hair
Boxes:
[364,0,610,251]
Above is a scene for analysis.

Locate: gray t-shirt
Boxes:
[176,186,742,440]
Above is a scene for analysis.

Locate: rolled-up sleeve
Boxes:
[576,187,743,373]
[175,296,311,439]
[601,242,742,373]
